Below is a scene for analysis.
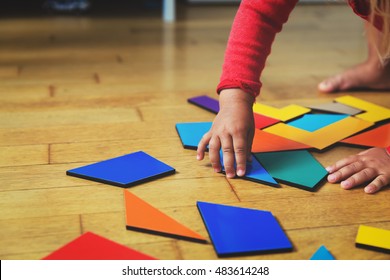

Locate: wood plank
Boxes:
[0,144,48,167]
[0,215,81,259]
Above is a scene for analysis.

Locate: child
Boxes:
[196,0,390,194]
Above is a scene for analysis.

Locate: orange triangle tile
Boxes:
[124,190,207,243]
[251,129,312,153]
[341,123,390,148]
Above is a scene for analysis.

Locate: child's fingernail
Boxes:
[237,169,245,177]
[365,185,377,194]
[341,180,351,188]
[326,166,333,172]
[328,174,335,181]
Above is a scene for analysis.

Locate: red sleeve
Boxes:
[348,0,383,30]
[217,0,299,97]
[386,146,390,156]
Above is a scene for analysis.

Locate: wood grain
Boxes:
[0,3,389,260]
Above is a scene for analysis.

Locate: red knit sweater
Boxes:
[217,0,377,97]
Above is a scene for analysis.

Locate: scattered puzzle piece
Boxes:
[335,95,390,123]
[251,129,312,153]
[175,122,212,150]
[124,190,207,243]
[188,95,219,114]
[253,103,310,122]
[219,150,279,187]
[341,123,390,148]
[66,151,175,188]
[308,101,362,115]
[253,113,280,129]
[310,245,335,260]
[197,201,293,257]
[254,150,328,191]
[264,116,374,150]
[355,225,390,254]
[287,113,348,132]
[42,232,156,260]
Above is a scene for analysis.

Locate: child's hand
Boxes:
[197,89,255,178]
[326,147,390,194]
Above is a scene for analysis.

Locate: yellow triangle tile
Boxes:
[355,225,390,251]
[264,116,373,150]
[253,103,310,122]
[335,95,390,123]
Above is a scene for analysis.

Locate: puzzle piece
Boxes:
[287,113,348,132]
[253,113,280,129]
[42,232,156,260]
[264,116,374,150]
[124,190,207,243]
[219,150,279,187]
[66,151,175,188]
[197,201,292,257]
[254,150,328,191]
[253,103,310,122]
[308,101,362,115]
[188,95,219,114]
[355,225,390,254]
[335,95,390,123]
[251,129,312,153]
[310,245,335,260]
[341,123,390,148]
[175,122,212,150]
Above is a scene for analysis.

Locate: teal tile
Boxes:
[254,150,328,191]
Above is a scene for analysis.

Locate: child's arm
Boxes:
[197,0,298,177]
[326,147,390,194]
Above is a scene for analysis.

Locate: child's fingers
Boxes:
[197,133,211,160]
[326,155,359,173]
[208,136,222,174]
[246,128,254,163]
[233,135,248,177]
[327,160,365,183]
[364,175,390,194]
[220,136,235,178]
[340,167,377,189]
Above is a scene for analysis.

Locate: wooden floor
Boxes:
[1,3,389,260]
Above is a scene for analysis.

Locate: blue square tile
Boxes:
[197,201,293,257]
[67,151,175,188]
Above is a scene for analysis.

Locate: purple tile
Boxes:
[188,95,219,114]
